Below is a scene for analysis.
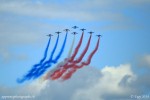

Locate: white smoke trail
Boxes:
[41,35,76,81]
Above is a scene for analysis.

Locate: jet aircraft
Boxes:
[72,26,78,29]
[72,32,78,35]
[47,34,53,37]
[88,31,94,34]
[80,28,86,32]
[55,31,61,35]
[96,35,102,37]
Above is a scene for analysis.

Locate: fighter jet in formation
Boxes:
[47,34,53,37]
[55,31,61,35]
[72,26,78,29]
[80,28,86,32]
[88,31,94,34]
[72,32,78,35]
[46,27,102,37]
[96,35,102,37]
[64,29,70,32]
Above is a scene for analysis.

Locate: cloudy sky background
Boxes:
[0,0,150,100]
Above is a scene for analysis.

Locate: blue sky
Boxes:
[0,0,150,100]
[0,0,149,84]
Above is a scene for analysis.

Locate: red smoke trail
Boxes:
[50,64,68,80]
[62,37,100,80]
[69,32,84,62]
[51,69,66,80]
[50,35,92,80]
[55,34,92,75]
[72,34,92,63]
[43,35,76,81]
[61,68,76,80]
[49,32,84,80]
[56,34,92,71]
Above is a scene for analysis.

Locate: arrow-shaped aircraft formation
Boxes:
[17,26,102,83]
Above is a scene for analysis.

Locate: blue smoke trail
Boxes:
[32,35,60,79]
[40,38,51,63]
[34,33,68,78]
[17,37,51,83]
[49,35,60,62]
[51,33,68,63]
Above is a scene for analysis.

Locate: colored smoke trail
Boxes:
[51,33,68,63]
[19,35,59,82]
[43,62,64,81]
[40,38,51,63]
[34,33,68,79]
[72,34,92,63]
[62,37,100,80]
[43,35,75,81]
[61,68,76,80]
[68,35,75,58]
[69,32,84,62]
[33,35,60,79]
[49,33,84,79]
[32,35,59,79]
[51,69,66,80]
[50,34,92,80]
[17,38,51,83]
[49,35,60,62]
[80,37,100,66]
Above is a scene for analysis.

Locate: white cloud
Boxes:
[0,66,101,100]
[0,0,149,40]
[1,64,149,100]
[72,64,136,100]
[0,0,149,22]
[0,16,52,47]
[0,0,94,21]
[140,55,150,67]
[0,0,149,50]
